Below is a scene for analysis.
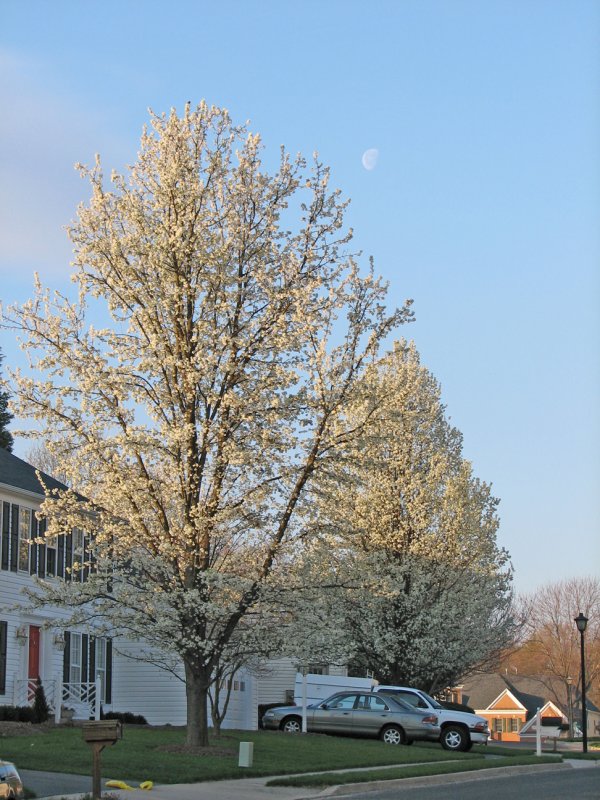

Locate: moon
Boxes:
[361,148,379,171]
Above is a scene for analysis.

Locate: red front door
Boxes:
[28,625,41,698]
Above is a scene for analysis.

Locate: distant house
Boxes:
[449,672,599,743]
[0,447,346,728]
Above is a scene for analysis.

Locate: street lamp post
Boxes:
[566,676,573,737]
[574,612,588,753]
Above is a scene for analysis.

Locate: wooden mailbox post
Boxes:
[82,720,123,800]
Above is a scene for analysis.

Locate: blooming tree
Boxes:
[315,341,515,691]
[3,103,412,745]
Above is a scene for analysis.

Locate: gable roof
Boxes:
[519,701,567,735]
[0,447,68,497]
[460,672,510,711]
[460,673,561,720]
[460,672,600,722]
[487,688,526,712]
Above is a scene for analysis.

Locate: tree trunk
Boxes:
[184,661,211,747]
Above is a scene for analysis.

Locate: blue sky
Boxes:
[1,0,598,594]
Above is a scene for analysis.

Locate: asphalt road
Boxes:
[19,769,120,798]
[333,767,600,800]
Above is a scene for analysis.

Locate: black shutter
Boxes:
[81,634,89,686]
[0,621,7,694]
[30,513,38,575]
[63,632,71,683]
[65,532,72,581]
[10,505,19,571]
[89,636,96,684]
[57,535,65,578]
[1,503,9,570]
[38,518,46,578]
[83,534,89,582]
[105,639,113,704]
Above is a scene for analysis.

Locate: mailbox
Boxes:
[82,720,123,800]
[82,719,123,744]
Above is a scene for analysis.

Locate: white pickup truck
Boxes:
[374,685,489,751]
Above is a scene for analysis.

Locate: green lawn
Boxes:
[266,755,563,787]
[0,727,479,783]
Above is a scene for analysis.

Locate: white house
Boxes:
[0,447,113,721]
[0,447,347,729]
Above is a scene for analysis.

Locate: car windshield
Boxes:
[419,690,443,709]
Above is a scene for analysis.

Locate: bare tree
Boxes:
[517,576,600,713]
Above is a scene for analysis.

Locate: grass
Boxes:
[0,727,479,784]
[266,755,564,787]
[563,751,600,761]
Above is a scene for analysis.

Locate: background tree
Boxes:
[25,439,72,486]
[3,103,412,746]
[0,348,14,451]
[506,577,600,714]
[318,341,515,691]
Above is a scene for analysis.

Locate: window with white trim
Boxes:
[18,508,31,572]
[70,633,82,684]
[46,538,57,577]
[95,637,107,701]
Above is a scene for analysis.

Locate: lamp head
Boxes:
[574,612,588,633]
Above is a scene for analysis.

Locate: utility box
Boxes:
[238,741,254,767]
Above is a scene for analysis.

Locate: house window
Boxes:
[1,505,40,573]
[494,718,502,733]
[308,664,329,675]
[70,633,82,684]
[18,508,31,572]
[72,529,84,581]
[64,633,112,704]
[46,539,57,577]
[95,638,106,701]
[1,503,21,571]
[510,718,520,732]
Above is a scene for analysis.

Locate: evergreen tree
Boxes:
[0,349,14,451]
[33,676,50,723]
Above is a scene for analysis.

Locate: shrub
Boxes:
[0,705,36,722]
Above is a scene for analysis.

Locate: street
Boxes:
[334,767,600,800]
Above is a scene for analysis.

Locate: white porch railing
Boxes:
[62,679,102,721]
[13,677,57,708]
[12,676,101,722]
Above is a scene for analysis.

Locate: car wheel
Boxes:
[281,716,302,734]
[441,725,469,751]
[380,724,405,745]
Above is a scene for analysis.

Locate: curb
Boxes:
[311,761,572,796]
